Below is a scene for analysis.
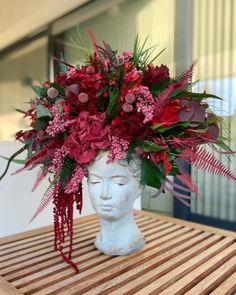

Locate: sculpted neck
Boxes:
[95,211,145,256]
[99,212,136,232]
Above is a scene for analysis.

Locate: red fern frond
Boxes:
[168,136,202,149]
[163,183,191,207]
[31,167,48,192]
[175,165,200,195]
[154,84,175,116]
[167,176,199,194]
[88,30,104,63]
[12,149,49,175]
[177,147,197,163]
[194,146,236,181]
[178,146,236,182]
[150,181,166,198]
[30,182,57,222]
[177,63,195,89]
[26,149,49,167]
[15,139,61,174]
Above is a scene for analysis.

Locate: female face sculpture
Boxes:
[87,151,145,256]
[87,151,141,221]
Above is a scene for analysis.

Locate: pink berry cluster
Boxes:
[51,147,68,173]
[109,136,130,161]
[46,105,64,137]
[65,165,85,194]
[135,86,155,123]
[66,67,77,79]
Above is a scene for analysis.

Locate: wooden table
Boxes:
[0,210,236,295]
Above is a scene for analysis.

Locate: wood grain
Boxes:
[0,210,235,295]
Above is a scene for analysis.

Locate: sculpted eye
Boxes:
[117,183,125,186]
[90,181,100,185]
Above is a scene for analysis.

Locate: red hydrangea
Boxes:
[64,112,111,164]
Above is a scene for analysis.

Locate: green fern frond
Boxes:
[57,157,76,189]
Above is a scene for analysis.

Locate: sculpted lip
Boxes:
[100,204,113,211]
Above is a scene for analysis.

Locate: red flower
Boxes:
[64,112,111,164]
[150,152,172,175]
[152,100,181,127]
[143,64,169,88]
[124,68,142,87]
[111,112,146,141]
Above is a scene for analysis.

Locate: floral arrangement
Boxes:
[1,34,235,272]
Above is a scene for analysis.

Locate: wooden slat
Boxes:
[210,272,236,295]
[17,224,186,294]
[0,214,97,246]
[6,226,184,284]
[0,210,235,295]
[159,244,236,295]
[81,231,210,295]
[0,215,147,256]
[0,217,162,276]
[2,218,164,282]
[0,277,23,295]
[0,215,150,259]
[185,256,236,295]
[112,237,232,295]
[31,233,219,295]
[134,210,236,239]
[14,230,195,290]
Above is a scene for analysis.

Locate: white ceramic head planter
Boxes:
[87,151,145,256]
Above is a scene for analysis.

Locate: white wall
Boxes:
[0,142,140,237]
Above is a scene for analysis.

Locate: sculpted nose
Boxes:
[100,183,111,200]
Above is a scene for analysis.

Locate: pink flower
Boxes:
[64,112,111,164]
[65,84,80,98]
[78,93,89,103]
[125,92,136,103]
[122,103,133,113]
[47,87,59,99]
[123,51,133,61]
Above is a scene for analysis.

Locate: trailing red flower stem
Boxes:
[53,184,82,273]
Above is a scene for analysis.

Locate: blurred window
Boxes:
[0,37,48,141]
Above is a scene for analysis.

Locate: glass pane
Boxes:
[52,0,175,215]
[191,0,236,222]
[0,37,48,141]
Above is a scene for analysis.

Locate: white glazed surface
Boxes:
[88,152,145,256]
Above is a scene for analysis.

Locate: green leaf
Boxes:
[178,91,222,100]
[32,85,47,98]
[51,83,65,95]
[0,145,27,181]
[0,156,26,164]
[151,121,190,132]
[126,143,136,163]
[33,118,49,130]
[141,158,164,189]
[215,140,234,152]
[151,79,170,97]
[59,52,68,73]
[169,165,181,176]
[217,135,230,141]
[15,108,26,114]
[36,105,52,119]
[136,140,167,152]
[105,84,120,123]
